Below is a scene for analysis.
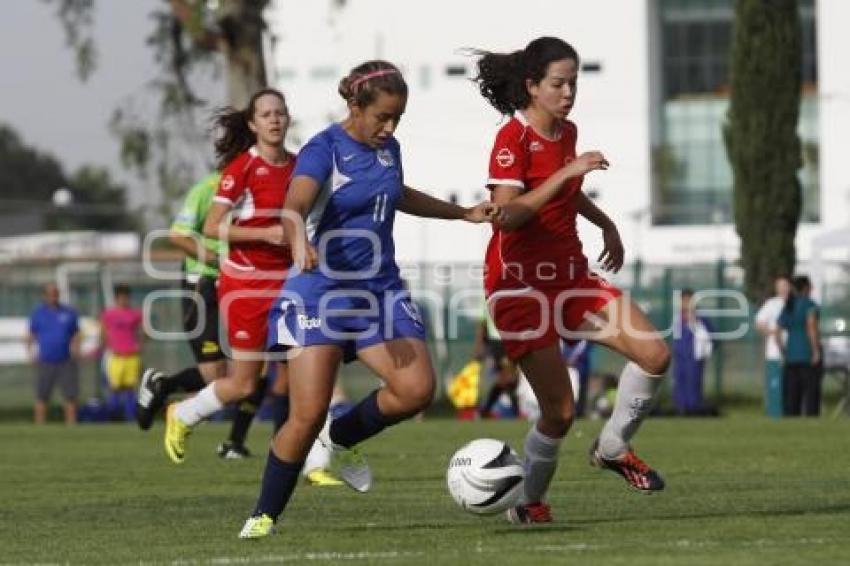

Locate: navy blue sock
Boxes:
[329,389,404,448]
[253,451,304,520]
[271,395,290,433]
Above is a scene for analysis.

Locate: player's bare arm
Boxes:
[283,175,321,271]
[398,185,498,222]
[494,151,607,232]
[575,190,624,273]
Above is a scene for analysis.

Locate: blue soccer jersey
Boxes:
[285,123,404,301]
[268,123,425,360]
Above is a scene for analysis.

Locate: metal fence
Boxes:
[1,258,848,416]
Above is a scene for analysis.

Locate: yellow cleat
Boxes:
[164,404,192,464]
[305,468,344,487]
[239,514,275,539]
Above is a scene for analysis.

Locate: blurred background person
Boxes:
[136,172,227,431]
[25,283,81,425]
[100,284,143,421]
[755,275,791,418]
[560,339,592,418]
[474,303,519,419]
[779,275,822,417]
[672,289,713,416]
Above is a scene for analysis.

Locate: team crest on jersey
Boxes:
[256,166,270,176]
[496,148,515,168]
[221,174,235,192]
[377,149,394,167]
[529,140,544,152]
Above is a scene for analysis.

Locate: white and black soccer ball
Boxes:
[446,438,525,515]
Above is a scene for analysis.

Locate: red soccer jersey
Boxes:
[484,112,587,293]
[214,147,294,274]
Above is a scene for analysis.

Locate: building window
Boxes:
[652,0,818,225]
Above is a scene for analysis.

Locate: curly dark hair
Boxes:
[472,37,579,115]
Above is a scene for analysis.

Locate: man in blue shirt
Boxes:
[26,283,81,424]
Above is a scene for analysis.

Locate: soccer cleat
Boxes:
[238,514,275,539]
[217,441,252,460]
[136,368,165,431]
[164,404,192,464]
[318,419,372,493]
[506,502,553,524]
[305,468,344,487]
[589,439,665,493]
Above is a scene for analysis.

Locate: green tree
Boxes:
[724,0,803,302]
[0,124,137,232]
[47,0,273,224]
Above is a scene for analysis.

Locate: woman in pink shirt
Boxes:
[100,284,144,420]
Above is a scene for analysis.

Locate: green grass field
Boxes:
[1,415,849,565]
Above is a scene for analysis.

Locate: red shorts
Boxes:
[218,274,284,351]
[486,272,621,361]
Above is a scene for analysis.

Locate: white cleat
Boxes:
[318,417,372,493]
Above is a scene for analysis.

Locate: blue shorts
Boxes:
[267,289,427,363]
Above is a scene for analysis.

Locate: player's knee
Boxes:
[405,378,435,412]
[288,408,327,436]
[637,340,671,376]
[538,399,575,436]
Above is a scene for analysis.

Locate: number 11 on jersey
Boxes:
[373,193,388,223]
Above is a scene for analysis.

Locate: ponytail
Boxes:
[212,88,286,170]
[473,50,527,115]
[471,36,580,115]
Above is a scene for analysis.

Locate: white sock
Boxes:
[174,382,224,427]
[598,362,663,459]
[302,439,332,476]
[522,426,563,504]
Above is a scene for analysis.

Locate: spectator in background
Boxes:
[100,284,144,421]
[755,275,791,418]
[25,283,80,424]
[779,275,822,417]
[560,339,592,418]
[672,289,713,415]
[474,303,520,419]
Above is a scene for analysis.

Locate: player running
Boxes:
[162,88,294,464]
[238,60,498,539]
[473,36,671,524]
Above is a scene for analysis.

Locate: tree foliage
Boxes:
[724,0,803,303]
[48,0,272,226]
[0,124,137,232]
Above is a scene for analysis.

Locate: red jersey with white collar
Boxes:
[484,112,587,292]
[214,146,294,274]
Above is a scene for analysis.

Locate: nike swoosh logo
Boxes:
[342,154,355,161]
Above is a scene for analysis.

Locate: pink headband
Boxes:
[349,68,400,91]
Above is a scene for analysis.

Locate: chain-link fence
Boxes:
[1,258,848,418]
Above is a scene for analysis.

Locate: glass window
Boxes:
[652,0,818,225]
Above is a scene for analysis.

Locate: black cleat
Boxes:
[136,368,165,431]
[217,441,252,459]
[589,438,665,493]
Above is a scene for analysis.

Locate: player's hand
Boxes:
[294,242,319,272]
[811,349,821,367]
[465,202,501,223]
[264,224,286,246]
[567,151,609,177]
[598,223,624,273]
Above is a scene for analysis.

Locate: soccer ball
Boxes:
[446,438,525,515]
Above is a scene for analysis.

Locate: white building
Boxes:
[266,0,850,268]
